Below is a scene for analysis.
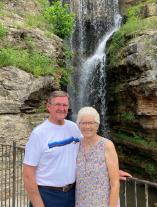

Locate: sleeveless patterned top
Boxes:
[75,137,119,207]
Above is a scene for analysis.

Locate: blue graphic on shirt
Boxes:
[48,137,80,149]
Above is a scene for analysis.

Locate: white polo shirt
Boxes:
[23,119,82,187]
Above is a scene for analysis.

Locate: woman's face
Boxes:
[78,115,99,139]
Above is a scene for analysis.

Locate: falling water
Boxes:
[69,0,121,135]
[79,14,121,135]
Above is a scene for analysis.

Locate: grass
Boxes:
[24,0,53,34]
[107,0,157,67]
[0,23,7,38]
[0,47,72,87]
[0,48,57,76]
[25,14,46,28]
[35,0,49,10]
[24,12,54,34]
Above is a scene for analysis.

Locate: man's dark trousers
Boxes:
[29,186,75,207]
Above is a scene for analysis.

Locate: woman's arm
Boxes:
[105,140,120,207]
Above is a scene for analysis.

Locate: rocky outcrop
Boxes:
[106,2,157,180]
[0,66,55,113]
[0,0,65,146]
[0,66,56,145]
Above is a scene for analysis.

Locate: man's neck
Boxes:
[48,117,65,125]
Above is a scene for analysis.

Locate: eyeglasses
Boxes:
[79,121,97,126]
[49,103,69,108]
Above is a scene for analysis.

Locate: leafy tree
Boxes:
[44,1,75,39]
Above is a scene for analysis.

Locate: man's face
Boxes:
[47,96,69,124]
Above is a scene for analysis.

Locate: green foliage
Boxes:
[59,67,72,88]
[0,48,57,76]
[63,43,73,60]
[108,0,157,66]
[0,24,7,38]
[121,111,136,121]
[44,1,75,39]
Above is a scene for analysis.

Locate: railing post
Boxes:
[12,142,16,207]
[145,184,149,207]
[134,181,137,207]
[124,181,127,207]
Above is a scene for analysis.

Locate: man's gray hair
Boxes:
[47,90,69,103]
[76,107,100,124]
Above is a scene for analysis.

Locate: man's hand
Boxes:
[119,170,132,181]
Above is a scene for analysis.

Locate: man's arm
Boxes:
[119,170,132,181]
[23,164,45,207]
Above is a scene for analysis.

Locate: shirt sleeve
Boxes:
[23,131,42,166]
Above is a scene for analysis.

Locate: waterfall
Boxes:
[69,0,121,135]
[79,14,121,135]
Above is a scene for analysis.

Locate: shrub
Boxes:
[44,1,75,39]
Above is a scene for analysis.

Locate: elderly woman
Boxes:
[75,107,120,207]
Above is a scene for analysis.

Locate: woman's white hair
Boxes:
[76,107,100,124]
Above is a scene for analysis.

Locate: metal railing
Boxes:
[0,142,157,207]
[0,142,28,207]
[120,177,157,207]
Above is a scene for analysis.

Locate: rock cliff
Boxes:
[106,1,157,180]
[0,0,65,146]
